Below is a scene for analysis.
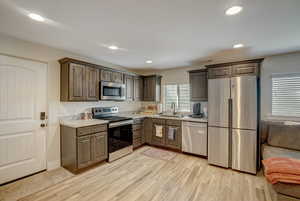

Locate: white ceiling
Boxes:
[0,0,300,69]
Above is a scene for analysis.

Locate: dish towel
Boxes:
[155,125,163,138]
[168,127,176,140]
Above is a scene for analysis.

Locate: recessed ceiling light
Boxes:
[108,45,119,50]
[28,13,45,22]
[146,60,153,64]
[226,6,243,16]
[233,43,244,48]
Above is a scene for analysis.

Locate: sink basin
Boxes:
[159,114,184,118]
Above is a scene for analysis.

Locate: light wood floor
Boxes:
[0,146,266,201]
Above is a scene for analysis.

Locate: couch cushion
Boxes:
[273,182,300,199]
[262,144,300,160]
[268,124,300,151]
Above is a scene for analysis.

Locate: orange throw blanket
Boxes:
[262,157,300,184]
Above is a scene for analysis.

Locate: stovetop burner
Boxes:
[92,106,132,123]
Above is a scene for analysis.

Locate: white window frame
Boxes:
[163,84,190,112]
[271,73,300,118]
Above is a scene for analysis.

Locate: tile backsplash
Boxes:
[56,101,142,118]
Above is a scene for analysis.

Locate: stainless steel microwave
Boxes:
[100,81,126,101]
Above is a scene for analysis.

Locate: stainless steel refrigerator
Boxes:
[208,75,258,174]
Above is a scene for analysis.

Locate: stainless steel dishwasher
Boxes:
[182,121,208,156]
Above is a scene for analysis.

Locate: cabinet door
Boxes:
[208,67,232,79]
[111,72,124,83]
[165,126,181,150]
[77,136,92,168]
[232,63,258,76]
[152,123,165,146]
[143,77,155,101]
[190,72,208,101]
[69,63,86,101]
[125,75,134,101]
[91,132,108,163]
[101,70,112,82]
[134,77,143,101]
[86,67,99,101]
[143,118,152,144]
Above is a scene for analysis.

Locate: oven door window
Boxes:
[108,124,133,153]
[103,86,121,97]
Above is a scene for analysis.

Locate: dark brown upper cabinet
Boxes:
[60,60,100,102]
[134,76,143,101]
[111,71,124,83]
[101,70,124,83]
[86,67,100,101]
[143,75,162,102]
[100,70,112,82]
[189,70,208,101]
[125,74,134,101]
[206,58,264,79]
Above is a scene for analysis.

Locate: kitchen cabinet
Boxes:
[189,70,208,101]
[232,63,259,76]
[125,75,134,101]
[134,76,143,101]
[60,61,100,101]
[143,75,162,102]
[143,118,153,144]
[61,124,108,172]
[132,118,145,149]
[165,120,182,150]
[86,66,100,101]
[111,71,124,83]
[208,66,232,79]
[206,59,263,79]
[77,135,92,168]
[151,119,166,146]
[150,118,182,150]
[101,70,112,82]
[101,70,124,83]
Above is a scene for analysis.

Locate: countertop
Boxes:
[60,119,109,128]
[119,113,208,123]
[60,113,207,128]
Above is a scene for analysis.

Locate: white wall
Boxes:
[261,52,300,121]
[0,33,142,170]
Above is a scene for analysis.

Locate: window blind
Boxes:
[272,74,300,117]
[164,84,190,112]
[178,84,190,112]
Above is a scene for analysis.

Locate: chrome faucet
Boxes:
[171,102,176,115]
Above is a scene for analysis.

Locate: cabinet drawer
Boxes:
[152,118,165,124]
[77,124,107,136]
[133,124,142,131]
[133,130,142,139]
[166,119,181,126]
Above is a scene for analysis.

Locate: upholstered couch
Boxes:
[261,121,300,201]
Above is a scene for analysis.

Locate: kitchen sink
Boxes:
[159,113,184,118]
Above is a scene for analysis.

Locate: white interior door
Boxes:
[0,55,47,184]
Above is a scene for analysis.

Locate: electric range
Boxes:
[92,106,133,162]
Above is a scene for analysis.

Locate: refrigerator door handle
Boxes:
[228,98,233,167]
[228,98,232,128]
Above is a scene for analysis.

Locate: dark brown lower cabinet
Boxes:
[165,125,181,150]
[150,119,182,150]
[77,135,92,169]
[61,124,108,172]
[132,118,145,149]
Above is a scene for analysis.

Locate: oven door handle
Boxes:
[109,120,134,128]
